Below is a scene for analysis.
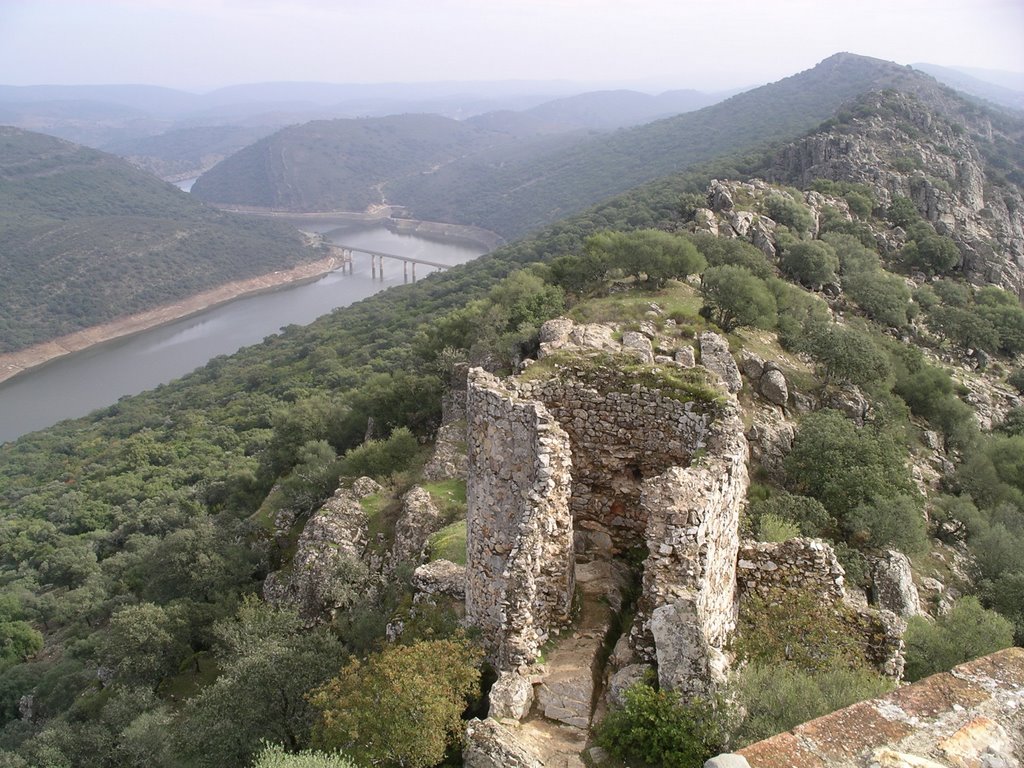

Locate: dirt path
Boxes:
[0,254,340,385]
[516,560,631,766]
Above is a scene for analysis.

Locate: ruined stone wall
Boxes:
[636,409,749,694]
[737,539,905,678]
[465,369,575,667]
[466,352,750,693]
[512,369,716,554]
[737,539,846,603]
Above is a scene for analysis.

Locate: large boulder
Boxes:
[699,331,742,393]
[871,550,923,619]
[488,671,534,721]
[621,330,655,363]
[463,718,542,768]
[606,663,652,708]
[412,559,466,601]
[392,486,445,563]
[262,487,368,622]
[759,367,789,407]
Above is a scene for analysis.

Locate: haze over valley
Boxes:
[1,2,1023,767]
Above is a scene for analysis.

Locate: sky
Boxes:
[0,0,1022,92]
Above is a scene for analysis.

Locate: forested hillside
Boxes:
[1,58,1023,768]
[0,128,314,353]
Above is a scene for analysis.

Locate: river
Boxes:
[0,223,486,443]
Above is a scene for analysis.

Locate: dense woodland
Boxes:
[0,128,313,353]
[1,59,1024,768]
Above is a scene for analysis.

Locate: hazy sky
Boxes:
[1,0,1022,91]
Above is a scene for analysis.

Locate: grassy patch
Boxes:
[427,520,467,565]
[422,479,467,523]
[520,349,725,406]
[160,652,219,703]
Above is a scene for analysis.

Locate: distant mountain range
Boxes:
[192,53,958,239]
[913,63,1024,111]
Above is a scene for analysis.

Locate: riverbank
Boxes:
[210,205,506,252]
[0,254,341,386]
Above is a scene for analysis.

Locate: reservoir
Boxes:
[0,223,486,443]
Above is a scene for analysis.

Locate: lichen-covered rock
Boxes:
[759,368,789,406]
[704,756,752,768]
[700,331,742,393]
[746,406,795,484]
[351,476,382,498]
[871,550,922,619]
[423,421,468,481]
[488,671,534,721]
[463,718,542,768]
[621,330,654,363]
[263,487,368,622]
[675,346,696,367]
[707,179,735,212]
[606,663,651,708]
[392,486,445,563]
[412,559,466,600]
[739,351,765,382]
[827,384,870,425]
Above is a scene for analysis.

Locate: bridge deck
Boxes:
[334,244,451,270]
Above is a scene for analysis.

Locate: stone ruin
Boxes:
[465,344,749,694]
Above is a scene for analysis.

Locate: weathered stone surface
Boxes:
[606,663,652,708]
[465,368,575,668]
[745,407,795,484]
[412,559,466,600]
[351,476,382,498]
[463,718,543,768]
[392,485,445,563]
[488,671,534,721]
[700,331,742,393]
[675,346,696,367]
[465,351,749,696]
[871,550,923,619]
[621,331,654,363]
[263,487,367,622]
[538,318,620,359]
[759,368,788,406]
[737,649,1024,768]
[739,351,765,382]
[705,756,752,768]
[708,179,735,212]
[827,384,871,425]
[423,421,468,481]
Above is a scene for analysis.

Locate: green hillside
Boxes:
[190,113,497,211]
[389,53,944,237]
[0,127,313,353]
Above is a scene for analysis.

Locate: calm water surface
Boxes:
[0,223,485,443]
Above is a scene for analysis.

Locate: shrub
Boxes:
[757,513,801,543]
[802,323,891,388]
[688,233,773,279]
[700,265,777,332]
[903,597,1014,681]
[843,269,911,327]
[887,196,920,228]
[311,637,482,768]
[749,492,834,538]
[252,744,356,768]
[785,410,913,524]
[595,683,728,767]
[781,241,839,289]
[731,664,893,747]
[338,427,420,479]
[901,233,961,275]
[764,194,815,235]
[844,494,928,555]
[1008,369,1024,395]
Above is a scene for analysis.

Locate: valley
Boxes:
[1,45,1023,768]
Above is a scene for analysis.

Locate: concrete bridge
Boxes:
[333,244,451,283]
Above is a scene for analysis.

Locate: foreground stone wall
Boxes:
[465,369,575,667]
[733,647,1024,768]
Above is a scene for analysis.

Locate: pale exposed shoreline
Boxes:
[0,214,501,387]
[0,254,342,386]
